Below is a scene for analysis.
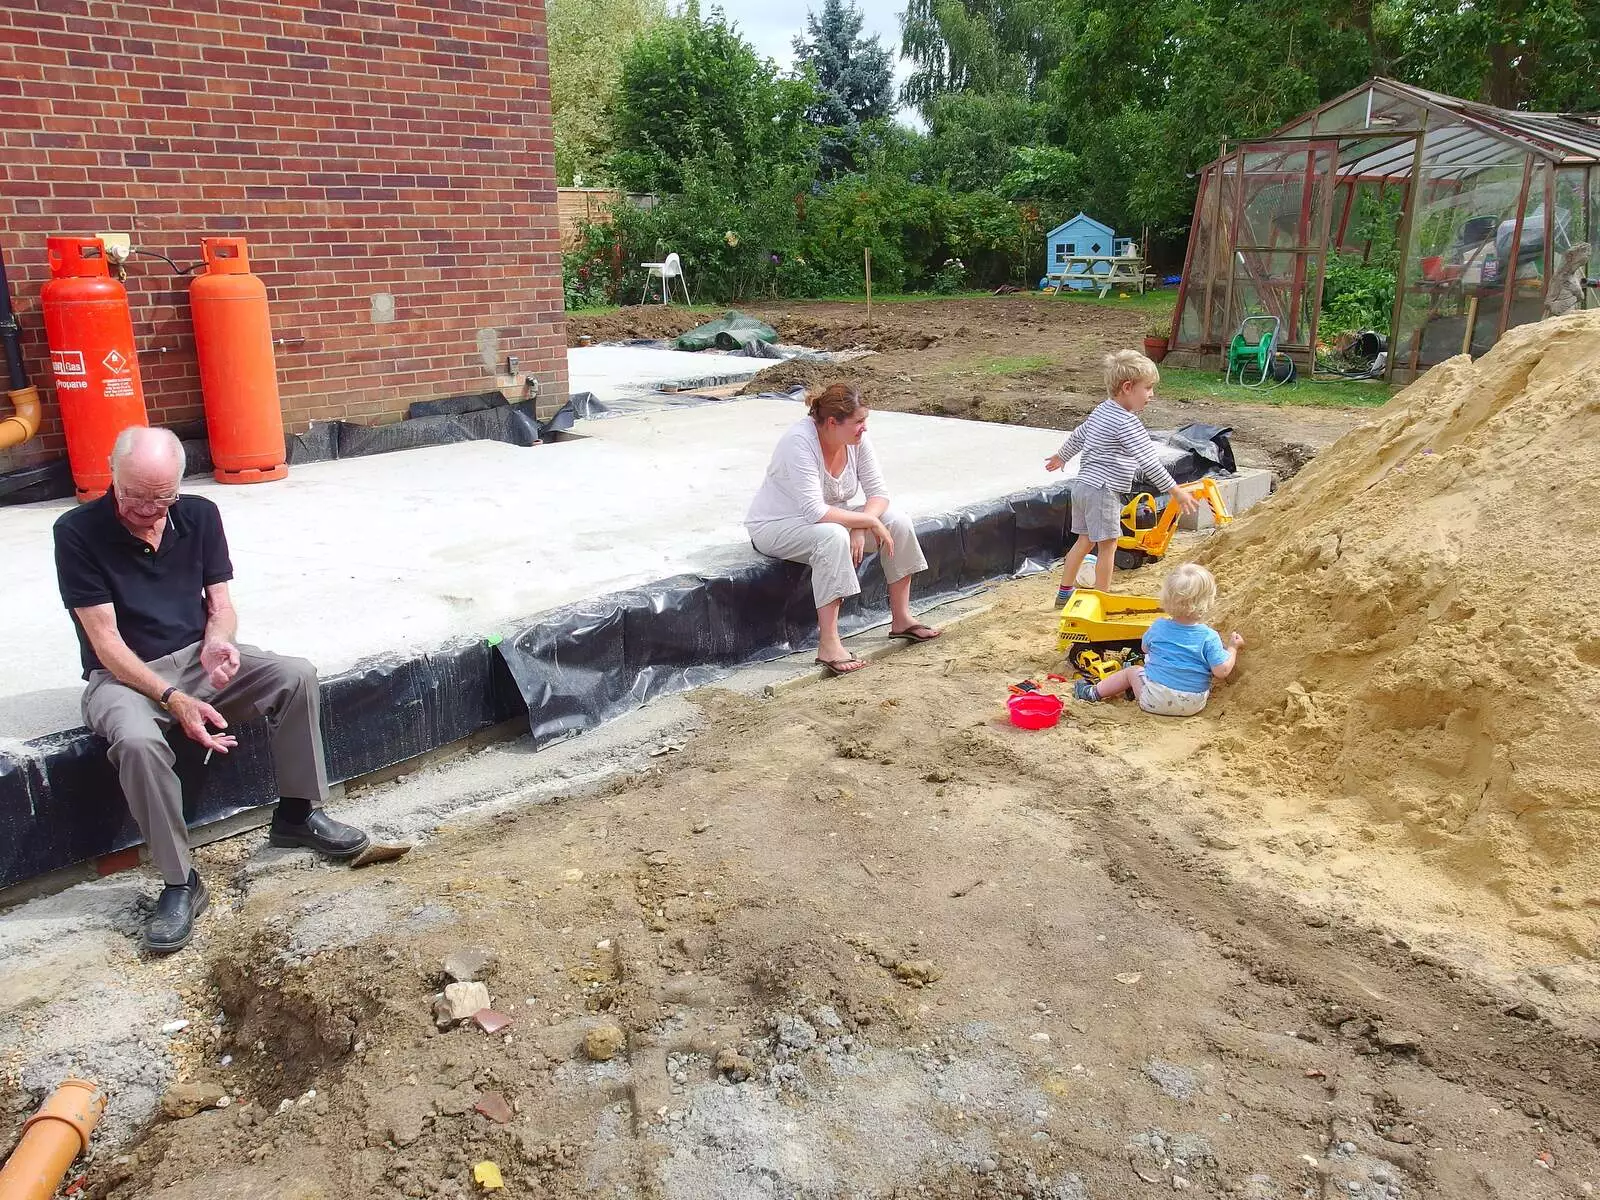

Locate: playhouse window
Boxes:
[1062,242,1076,256]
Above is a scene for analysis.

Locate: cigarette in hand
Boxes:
[204,748,214,765]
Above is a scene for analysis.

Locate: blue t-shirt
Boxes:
[1143,618,1228,695]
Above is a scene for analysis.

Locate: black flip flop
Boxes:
[815,655,867,677]
[887,624,941,643]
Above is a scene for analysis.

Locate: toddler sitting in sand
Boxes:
[1073,563,1242,717]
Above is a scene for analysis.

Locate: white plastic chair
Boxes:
[639,252,691,304]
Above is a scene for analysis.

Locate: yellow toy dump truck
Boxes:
[1056,589,1166,680]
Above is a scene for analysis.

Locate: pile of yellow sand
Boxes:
[1196,311,1600,918]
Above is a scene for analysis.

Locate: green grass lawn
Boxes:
[806,288,1182,313]
[566,302,723,318]
[566,288,1181,316]
[810,290,1000,304]
[1048,286,1178,317]
[1155,365,1395,408]
[977,354,1057,376]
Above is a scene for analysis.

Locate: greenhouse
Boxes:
[1170,78,1600,381]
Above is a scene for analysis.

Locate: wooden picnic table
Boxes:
[1047,254,1147,298]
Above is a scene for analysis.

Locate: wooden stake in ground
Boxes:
[865,247,872,330]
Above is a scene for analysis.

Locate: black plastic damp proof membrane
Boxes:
[0,483,1074,891]
[0,397,547,506]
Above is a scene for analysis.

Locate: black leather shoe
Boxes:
[268,809,370,859]
[145,870,209,954]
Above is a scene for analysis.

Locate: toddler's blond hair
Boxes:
[1161,563,1217,623]
[1104,349,1160,398]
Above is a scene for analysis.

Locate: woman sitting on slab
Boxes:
[745,383,941,676]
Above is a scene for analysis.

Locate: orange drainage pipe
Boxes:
[0,1079,106,1200]
[0,384,41,451]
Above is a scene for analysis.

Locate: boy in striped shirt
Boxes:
[1045,350,1197,608]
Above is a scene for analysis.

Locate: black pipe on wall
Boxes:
[0,243,30,392]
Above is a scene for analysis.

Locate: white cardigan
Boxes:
[745,417,889,526]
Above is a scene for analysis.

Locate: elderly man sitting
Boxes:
[53,426,368,953]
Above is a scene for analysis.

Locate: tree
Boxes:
[794,0,896,127]
[610,6,818,194]
[1377,0,1600,111]
[899,0,1068,112]
[920,91,1047,192]
[794,0,896,176]
[547,0,666,185]
[1029,0,1375,233]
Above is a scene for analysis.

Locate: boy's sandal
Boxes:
[815,655,867,677]
[887,624,941,642]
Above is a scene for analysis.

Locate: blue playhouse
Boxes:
[1041,213,1136,290]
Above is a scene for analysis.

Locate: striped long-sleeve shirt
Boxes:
[1055,399,1177,493]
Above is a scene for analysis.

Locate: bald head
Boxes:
[110,426,185,495]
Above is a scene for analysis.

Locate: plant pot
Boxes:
[1143,336,1169,362]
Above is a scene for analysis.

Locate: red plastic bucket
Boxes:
[1007,692,1063,730]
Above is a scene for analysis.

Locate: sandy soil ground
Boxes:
[568,298,1364,478]
[20,571,1598,1200]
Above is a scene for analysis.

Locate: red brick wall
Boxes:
[0,0,567,474]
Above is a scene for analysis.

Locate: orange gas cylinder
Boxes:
[189,237,287,483]
[40,237,149,501]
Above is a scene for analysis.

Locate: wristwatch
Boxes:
[159,686,177,710]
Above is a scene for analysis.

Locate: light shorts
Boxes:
[1137,673,1210,717]
[1070,480,1122,544]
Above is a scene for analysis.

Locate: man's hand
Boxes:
[1045,454,1065,472]
[868,518,894,559]
[1173,487,1200,516]
[849,527,867,567]
[1228,632,1245,649]
[168,691,238,754]
[200,639,240,690]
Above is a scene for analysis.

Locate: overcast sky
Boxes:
[708,0,921,124]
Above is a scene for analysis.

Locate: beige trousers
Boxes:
[748,505,928,609]
[82,642,329,885]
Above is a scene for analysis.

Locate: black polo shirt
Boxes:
[53,491,234,678]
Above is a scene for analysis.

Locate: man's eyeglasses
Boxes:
[119,492,180,510]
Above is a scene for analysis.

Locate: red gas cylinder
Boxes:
[189,237,287,483]
[40,237,149,501]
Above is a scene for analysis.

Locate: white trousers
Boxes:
[748,506,929,609]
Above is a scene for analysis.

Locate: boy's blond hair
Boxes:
[1161,563,1217,623]
[1104,349,1160,398]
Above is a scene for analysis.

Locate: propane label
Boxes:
[102,348,130,374]
[52,349,86,376]
[105,378,135,397]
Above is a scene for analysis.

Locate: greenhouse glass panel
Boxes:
[1590,168,1600,279]
[1503,162,1551,338]
[1315,92,1381,135]
[1176,169,1217,345]
[1554,168,1588,257]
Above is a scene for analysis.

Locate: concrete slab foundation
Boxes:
[0,399,1064,742]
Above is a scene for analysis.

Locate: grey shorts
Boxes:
[1070,481,1123,544]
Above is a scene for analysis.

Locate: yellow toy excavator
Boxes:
[1113,477,1232,569]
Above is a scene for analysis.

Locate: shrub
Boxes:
[932,258,967,293]
[562,249,613,309]
[1318,252,1396,338]
[566,145,1036,306]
